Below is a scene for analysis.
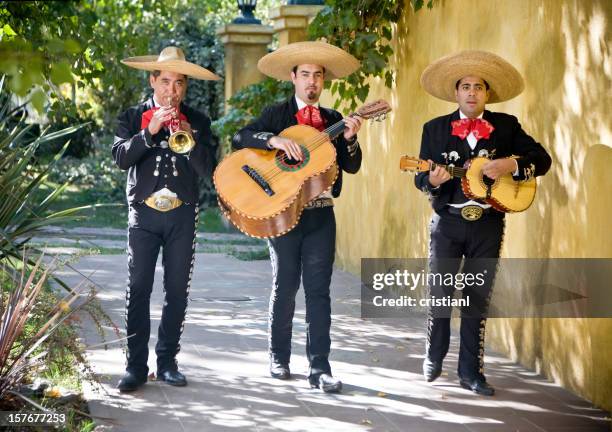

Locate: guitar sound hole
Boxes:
[281,153,300,166]
[482,175,495,186]
[275,145,311,172]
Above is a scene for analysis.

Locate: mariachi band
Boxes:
[112,42,551,395]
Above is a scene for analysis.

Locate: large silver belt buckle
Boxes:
[305,198,332,209]
[154,196,173,210]
[461,205,483,221]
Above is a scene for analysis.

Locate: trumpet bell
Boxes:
[169,130,195,154]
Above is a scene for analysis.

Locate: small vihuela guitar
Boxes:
[399,155,536,212]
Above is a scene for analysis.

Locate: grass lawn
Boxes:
[36,182,235,233]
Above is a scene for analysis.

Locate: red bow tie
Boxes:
[295,105,325,131]
[451,118,494,141]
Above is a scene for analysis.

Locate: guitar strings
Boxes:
[267,130,342,180]
[249,107,384,183]
[256,120,347,180]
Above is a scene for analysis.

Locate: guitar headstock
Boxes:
[399,155,430,172]
[356,99,391,122]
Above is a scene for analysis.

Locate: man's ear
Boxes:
[149,74,156,88]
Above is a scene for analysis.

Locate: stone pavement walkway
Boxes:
[55,251,610,432]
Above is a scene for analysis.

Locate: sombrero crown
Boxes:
[121,46,220,81]
[257,41,360,81]
[420,50,524,103]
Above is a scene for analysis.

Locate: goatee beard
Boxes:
[306,90,317,102]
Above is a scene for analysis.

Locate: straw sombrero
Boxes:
[420,50,524,103]
[121,46,220,81]
[257,41,360,81]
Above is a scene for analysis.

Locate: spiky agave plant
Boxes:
[0,254,92,401]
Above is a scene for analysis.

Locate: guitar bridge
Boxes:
[242,165,274,196]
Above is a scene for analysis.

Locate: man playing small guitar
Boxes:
[415,50,552,396]
[232,41,363,393]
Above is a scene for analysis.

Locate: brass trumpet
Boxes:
[166,96,195,154]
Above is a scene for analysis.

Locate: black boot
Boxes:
[423,359,443,382]
[309,373,342,393]
[157,369,187,386]
[459,377,495,396]
[270,362,291,380]
[117,372,147,392]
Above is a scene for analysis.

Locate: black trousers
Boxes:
[267,207,336,378]
[125,202,198,378]
[426,209,505,380]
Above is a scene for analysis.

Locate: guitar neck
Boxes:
[323,112,361,140]
[431,162,466,178]
[324,120,346,140]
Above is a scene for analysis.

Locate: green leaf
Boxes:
[8,71,32,96]
[50,62,74,85]
[411,0,424,11]
[2,24,17,38]
[382,25,392,41]
[385,70,394,88]
[63,39,81,54]
[30,88,46,113]
[46,39,66,54]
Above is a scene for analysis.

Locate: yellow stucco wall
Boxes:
[322,0,611,411]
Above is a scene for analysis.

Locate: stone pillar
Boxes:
[216,24,274,109]
[269,4,324,47]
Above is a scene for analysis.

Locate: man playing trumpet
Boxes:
[112,46,219,392]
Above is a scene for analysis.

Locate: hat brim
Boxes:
[257,41,360,81]
[121,56,220,81]
[420,50,524,103]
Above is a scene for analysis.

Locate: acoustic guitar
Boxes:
[399,155,536,212]
[214,100,391,238]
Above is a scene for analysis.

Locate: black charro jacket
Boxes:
[112,97,214,204]
[415,109,552,213]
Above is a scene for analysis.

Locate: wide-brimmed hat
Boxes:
[121,46,220,81]
[420,50,524,103]
[257,41,360,81]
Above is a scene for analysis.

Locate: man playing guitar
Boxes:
[416,50,552,396]
[232,41,363,393]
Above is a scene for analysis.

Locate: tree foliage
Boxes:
[0,79,86,262]
[212,78,294,154]
[308,0,433,111]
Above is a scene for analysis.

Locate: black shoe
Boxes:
[157,370,187,387]
[270,362,290,380]
[309,373,342,393]
[423,359,442,382]
[459,377,495,396]
[117,372,147,392]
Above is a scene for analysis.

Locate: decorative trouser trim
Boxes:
[155,204,198,373]
[124,203,197,378]
[425,212,505,380]
[267,207,336,378]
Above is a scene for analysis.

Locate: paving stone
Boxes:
[48,252,610,432]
